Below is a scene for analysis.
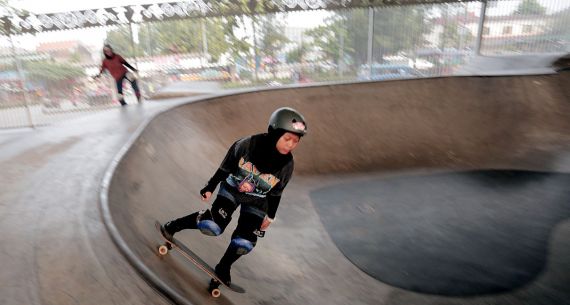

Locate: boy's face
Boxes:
[275,132,300,155]
[103,47,113,56]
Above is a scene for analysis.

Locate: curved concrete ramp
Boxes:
[104,72,570,305]
[312,170,570,296]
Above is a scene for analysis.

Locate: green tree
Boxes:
[24,60,85,82]
[257,15,289,60]
[200,18,232,62]
[208,0,255,65]
[221,15,252,62]
[514,0,547,15]
[257,15,288,77]
[307,7,429,67]
[153,20,202,54]
[106,19,230,62]
[372,6,428,62]
[286,40,310,63]
[105,26,142,57]
[439,20,461,49]
[305,14,351,66]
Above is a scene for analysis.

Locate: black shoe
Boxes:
[209,278,220,289]
[161,222,175,241]
[214,264,231,285]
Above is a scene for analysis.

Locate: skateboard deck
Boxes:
[154,221,245,297]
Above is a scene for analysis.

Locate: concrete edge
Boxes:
[98,104,195,305]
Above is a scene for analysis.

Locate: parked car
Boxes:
[357,64,423,81]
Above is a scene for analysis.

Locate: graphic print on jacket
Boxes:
[227,157,280,197]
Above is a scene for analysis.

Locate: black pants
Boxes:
[168,195,264,249]
[167,194,265,275]
[115,73,140,105]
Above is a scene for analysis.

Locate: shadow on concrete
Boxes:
[311,170,570,296]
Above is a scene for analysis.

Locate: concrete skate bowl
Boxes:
[103,71,570,305]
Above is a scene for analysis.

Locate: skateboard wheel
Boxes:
[210,288,221,298]
[158,245,169,256]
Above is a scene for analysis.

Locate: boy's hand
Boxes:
[201,191,212,201]
[260,216,273,230]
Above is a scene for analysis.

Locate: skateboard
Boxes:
[154,221,245,297]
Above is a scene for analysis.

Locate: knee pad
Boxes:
[196,210,221,236]
[197,220,222,236]
[230,237,255,255]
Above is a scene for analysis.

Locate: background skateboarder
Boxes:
[161,107,308,285]
[94,44,141,106]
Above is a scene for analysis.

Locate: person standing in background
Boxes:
[94,44,141,106]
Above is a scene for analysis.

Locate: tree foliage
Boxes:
[25,60,85,82]
[257,15,289,60]
[514,0,547,16]
[221,15,252,62]
[286,40,310,63]
[105,26,140,57]
[306,7,429,66]
[305,14,350,65]
[106,18,232,63]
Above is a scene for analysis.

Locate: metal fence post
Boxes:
[475,0,488,55]
[201,18,209,67]
[252,17,259,83]
[367,7,375,79]
[129,23,140,70]
[9,33,35,128]
[129,22,143,100]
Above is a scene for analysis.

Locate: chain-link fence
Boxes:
[481,0,570,54]
[0,26,123,128]
[1,0,569,128]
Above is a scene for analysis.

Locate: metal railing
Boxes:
[0,0,569,128]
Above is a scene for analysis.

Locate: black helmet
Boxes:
[268,107,307,136]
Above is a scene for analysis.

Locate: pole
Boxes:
[129,22,143,101]
[9,33,34,128]
[339,29,344,77]
[252,17,259,83]
[128,23,140,71]
[201,18,209,66]
[475,0,488,55]
[367,7,374,79]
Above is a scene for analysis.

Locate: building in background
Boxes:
[36,41,93,64]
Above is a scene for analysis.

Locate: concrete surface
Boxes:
[0,100,188,305]
[104,70,570,305]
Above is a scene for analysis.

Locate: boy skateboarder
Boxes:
[161,107,308,287]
